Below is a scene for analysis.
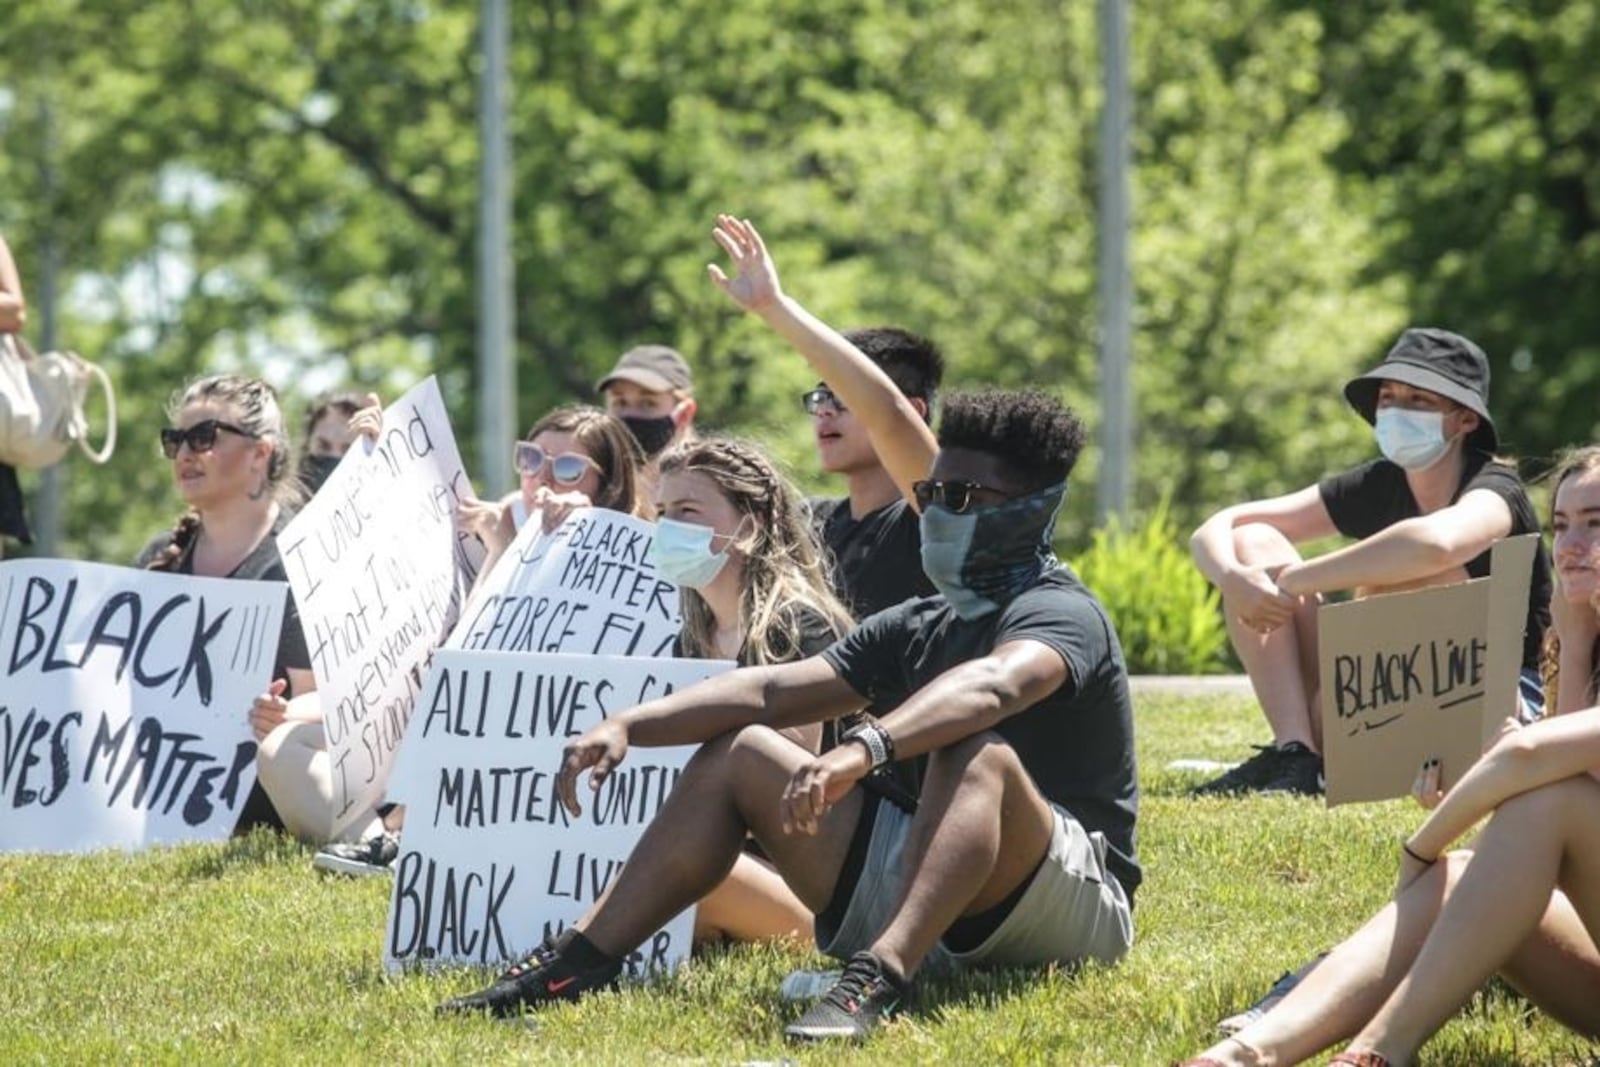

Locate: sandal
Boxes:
[1329,1053,1391,1067]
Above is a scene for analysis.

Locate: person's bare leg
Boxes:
[256,721,384,843]
[1349,777,1600,1060]
[1226,524,1319,751]
[866,732,1054,980]
[1190,854,1467,1066]
[693,853,811,945]
[578,725,859,957]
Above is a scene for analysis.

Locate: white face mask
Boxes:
[649,517,731,590]
[1374,408,1451,470]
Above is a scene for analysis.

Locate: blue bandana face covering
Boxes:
[919,481,1066,619]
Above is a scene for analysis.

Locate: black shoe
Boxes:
[1261,742,1325,796]
[784,951,910,1043]
[1189,743,1287,796]
[435,929,622,1018]
[312,833,400,877]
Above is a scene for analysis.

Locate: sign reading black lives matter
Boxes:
[277,377,484,838]
[449,506,681,657]
[383,651,731,974]
[1318,534,1538,806]
[0,560,285,851]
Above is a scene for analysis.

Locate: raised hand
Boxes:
[707,214,783,313]
[557,718,630,818]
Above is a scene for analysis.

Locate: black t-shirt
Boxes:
[670,602,839,667]
[0,463,29,542]
[809,496,936,619]
[821,567,1142,897]
[1318,453,1552,671]
[136,511,311,834]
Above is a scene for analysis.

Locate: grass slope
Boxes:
[2,694,1595,1065]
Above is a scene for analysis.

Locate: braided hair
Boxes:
[657,437,853,666]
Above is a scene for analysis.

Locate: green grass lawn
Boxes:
[2,693,1595,1065]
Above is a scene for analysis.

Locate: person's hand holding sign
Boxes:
[345,393,385,442]
[781,742,871,836]
[558,718,630,817]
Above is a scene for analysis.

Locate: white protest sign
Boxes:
[278,377,485,837]
[1318,535,1538,805]
[383,650,729,974]
[0,559,285,852]
[449,507,679,657]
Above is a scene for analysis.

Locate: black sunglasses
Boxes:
[912,479,1009,514]
[801,387,847,415]
[160,419,257,459]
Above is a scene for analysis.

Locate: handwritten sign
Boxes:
[382,650,730,974]
[278,378,484,838]
[0,560,285,851]
[449,508,679,657]
[1318,535,1538,805]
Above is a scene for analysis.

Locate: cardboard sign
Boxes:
[0,560,285,851]
[450,507,680,657]
[1318,535,1538,805]
[277,377,485,837]
[382,650,730,974]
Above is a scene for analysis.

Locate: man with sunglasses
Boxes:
[438,387,1140,1045]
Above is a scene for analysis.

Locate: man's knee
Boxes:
[1232,522,1297,565]
[927,729,1024,788]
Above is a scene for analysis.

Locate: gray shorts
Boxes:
[815,798,1133,971]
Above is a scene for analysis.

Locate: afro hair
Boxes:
[936,388,1087,489]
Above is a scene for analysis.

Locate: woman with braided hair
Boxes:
[651,435,856,944]
[136,374,320,834]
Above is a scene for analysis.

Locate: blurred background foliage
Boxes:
[0,0,1595,597]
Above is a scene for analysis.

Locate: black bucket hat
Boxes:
[1343,327,1497,452]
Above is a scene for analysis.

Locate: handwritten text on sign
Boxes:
[278,377,484,836]
[1318,535,1536,805]
[0,560,284,851]
[383,651,730,974]
[450,508,679,658]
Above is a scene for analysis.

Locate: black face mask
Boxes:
[299,453,341,495]
[621,414,677,458]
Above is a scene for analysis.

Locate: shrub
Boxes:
[1067,495,1232,674]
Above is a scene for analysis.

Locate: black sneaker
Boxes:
[1189,744,1286,796]
[435,929,622,1018]
[312,833,400,877]
[784,951,910,1043]
[1261,742,1325,796]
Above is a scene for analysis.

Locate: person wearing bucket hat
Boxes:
[1189,327,1552,798]
[597,344,699,491]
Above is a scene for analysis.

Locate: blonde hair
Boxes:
[148,374,298,571]
[1540,444,1600,711]
[659,437,853,665]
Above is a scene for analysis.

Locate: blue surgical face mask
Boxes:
[919,481,1066,619]
[649,517,731,590]
[1374,408,1451,471]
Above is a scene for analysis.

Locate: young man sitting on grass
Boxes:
[436,388,1141,1042]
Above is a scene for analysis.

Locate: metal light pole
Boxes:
[1096,0,1133,524]
[477,0,515,494]
[36,94,63,555]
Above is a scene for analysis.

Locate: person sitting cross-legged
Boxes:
[434,388,1141,1043]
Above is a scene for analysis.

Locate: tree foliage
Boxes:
[2,0,1582,567]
